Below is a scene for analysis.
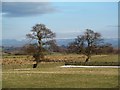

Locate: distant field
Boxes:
[2,54,118,65]
[2,54,119,88]
[2,62,118,88]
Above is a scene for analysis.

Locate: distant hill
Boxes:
[56,38,118,48]
[56,39,75,46]
[104,38,118,48]
[0,39,27,47]
[0,38,119,48]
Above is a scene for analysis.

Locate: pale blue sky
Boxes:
[2,2,118,40]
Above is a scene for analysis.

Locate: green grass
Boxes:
[91,54,118,62]
[3,54,118,64]
[2,54,119,88]
[2,62,118,88]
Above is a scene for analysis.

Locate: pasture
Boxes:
[2,54,118,65]
[2,54,119,88]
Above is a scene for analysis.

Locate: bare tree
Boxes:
[26,24,55,68]
[70,29,102,62]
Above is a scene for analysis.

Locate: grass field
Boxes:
[2,54,118,65]
[2,54,119,88]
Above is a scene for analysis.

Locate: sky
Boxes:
[2,2,118,40]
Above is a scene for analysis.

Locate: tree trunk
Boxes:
[85,57,89,62]
[33,63,38,68]
[85,55,90,62]
[32,53,40,68]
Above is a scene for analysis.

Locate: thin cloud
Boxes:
[107,25,120,27]
[2,2,56,17]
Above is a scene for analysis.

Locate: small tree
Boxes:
[71,29,102,62]
[23,44,38,55]
[26,24,55,68]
